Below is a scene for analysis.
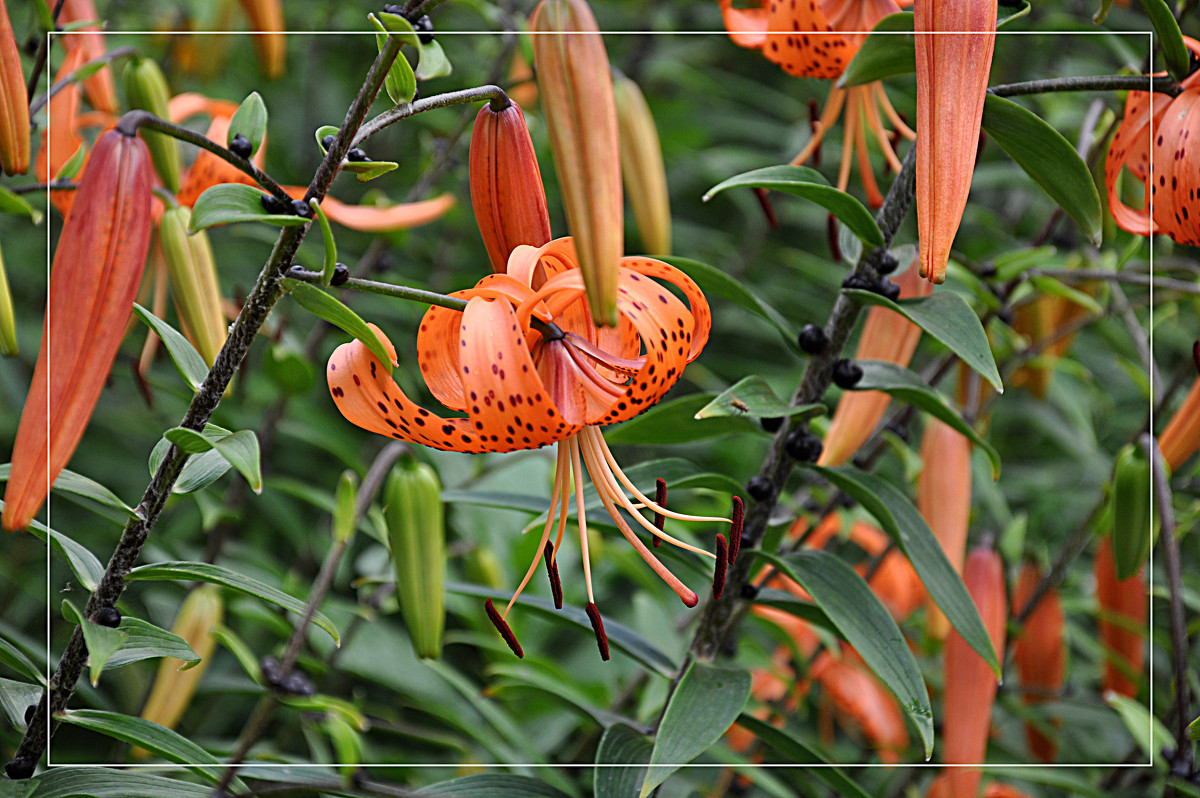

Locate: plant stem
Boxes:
[10,181,76,194]
[24,0,66,102]
[353,85,510,147]
[6,31,405,776]
[1029,267,1200,296]
[989,74,1182,98]
[285,267,467,312]
[28,46,137,117]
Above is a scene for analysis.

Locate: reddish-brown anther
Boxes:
[485,598,524,658]
[1012,562,1066,762]
[3,129,152,532]
[543,541,563,609]
[0,0,29,176]
[585,601,610,660]
[729,495,744,564]
[468,100,552,273]
[1095,537,1145,698]
[713,534,728,599]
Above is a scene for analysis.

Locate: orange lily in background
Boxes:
[0,0,29,176]
[3,129,153,532]
[327,237,738,658]
[1010,277,1095,399]
[1159,342,1200,470]
[1105,37,1200,245]
[818,262,932,466]
[914,0,998,283]
[1095,536,1145,698]
[810,646,910,763]
[1012,562,1065,763]
[719,0,915,207]
[236,0,286,79]
[58,0,118,114]
[937,543,1006,798]
[917,418,972,640]
[36,49,88,218]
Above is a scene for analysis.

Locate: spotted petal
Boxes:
[719,0,768,49]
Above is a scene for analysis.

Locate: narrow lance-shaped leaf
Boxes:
[62,599,128,687]
[695,376,826,421]
[189,183,308,232]
[228,91,267,157]
[284,278,394,374]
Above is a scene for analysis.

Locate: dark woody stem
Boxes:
[989,74,1183,98]
[353,84,510,146]
[28,45,138,117]
[7,32,406,775]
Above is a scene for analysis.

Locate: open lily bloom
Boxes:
[327,237,740,657]
[719,0,914,207]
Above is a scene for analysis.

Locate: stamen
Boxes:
[592,430,729,525]
[729,496,744,565]
[652,477,667,547]
[713,534,728,600]
[836,92,858,193]
[863,86,904,174]
[543,541,563,609]
[585,602,611,661]
[569,437,595,605]
[485,599,523,658]
[563,331,644,376]
[504,443,568,616]
[854,91,884,208]
[792,87,846,168]
[875,82,915,140]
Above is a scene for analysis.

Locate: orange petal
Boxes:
[36,48,86,217]
[3,130,153,531]
[719,0,768,50]
[176,115,263,206]
[294,189,456,233]
[915,0,997,284]
[813,649,909,762]
[58,0,117,113]
[236,0,286,79]
[1012,562,1065,763]
[917,418,972,640]
[1161,373,1200,471]
[0,0,29,176]
[762,0,855,80]
[1150,87,1200,245]
[1095,536,1145,698]
[168,93,240,123]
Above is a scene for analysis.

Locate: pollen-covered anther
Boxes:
[543,541,563,609]
[484,599,524,659]
[652,477,667,547]
[713,534,729,600]
[729,496,744,565]
[585,602,610,661]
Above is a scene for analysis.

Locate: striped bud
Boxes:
[159,206,226,366]
[3,129,152,532]
[531,0,622,326]
[941,544,1006,798]
[1160,346,1200,470]
[917,418,973,640]
[614,72,671,256]
[0,240,15,356]
[1110,443,1156,581]
[137,585,223,752]
[385,457,446,660]
[123,57,182,193]
[0,0,29,175]
[1012,563,1065,763]
[468,99,552,273]
[236,0,286,79]
[915,0,998,284]
[58,0,118,114]
[818,263,932,466]
[1095,536,1145,698]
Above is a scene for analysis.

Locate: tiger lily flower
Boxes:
[0,0,29,176]
[58,0,118,114]
[1012,562,1065,762]
[327,237,740,657]
[917,418,972,641]
[914,0,998,283]
[1159,342,1200,471]
[719,0,915,207]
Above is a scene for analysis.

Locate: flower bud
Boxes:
[123,56,183,193]
[1160,355,1200,471]
[236,0,286,79]
[917,418,972,641]
[1012,562,1065,763]
[1110,443,1156,581]
[1094,536,1145,698]
[614,72,671,256]
[468,100,552,273]
[0,241,16,357]
[531,0,622,326]
[0,0,29,176]
[3,129,153,532]
[385,457,446,660]
[137,585,223,753]
[159,206,227,366]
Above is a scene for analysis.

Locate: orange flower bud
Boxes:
[1160,345,1200,470]
[35,48,86,217]
[59,0,118,114]
[531,0,622,326]
[941,545,1006,797]
[0,0,29,176]
[1012,562,1065,762]
[2,129,153,532]
[468,99,552,273]
[818,263,932,466]
[236,0,286,79]
[811,648,910,763]
[1094,536,1145,698]
[917,418,973,640]
[915,0,998,284]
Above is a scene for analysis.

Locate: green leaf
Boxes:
[57,709,232,786]
[750,588,837,634]
[1093,0,1115,23]
[998,0,1032,26]
[704,165,884,247]
[210,624,263,684]
[312,199,338,285]
[227,91,267,158]
[149,438,230,494]
[189,183,307,232]
[369,13,418,104]
[164,427,213,454]
[0,465,139,519]
[132,303,208,391]
[61,599,127,687]
[838,12,914,88]
[105,617,200,671]
[0,637,42,685]
[416,39,453,80]
[661,256,799,351]
[346,159,400,182]
[127,561,339,646]
[604,394,752,444]
[53,142,86,182]
[694,376,825,422]
[853,360,1001,479]
[736,715,873,798]
[445,583,676,677]
[755,549,934,757]
[282,278,394,374]
[641,661,751,796]
[0,677,43,734]
[1106,692,1173,767]
[27,768,214,797]
[1028,274,1104,316]
[208,429,263,494]
[0,186,44,225]
[1139,0,1189,82]
[810,465,1001,675]
[981,94,1103,247]
[19,511,105,592]
[843,289,1002,392]
[595,723,653,798]
[1189,713,1200,741]
[375,10,422,45]
[417,775,571,798]
[992,246,1057,282]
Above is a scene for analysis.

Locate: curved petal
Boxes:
[37,48,85,218]
[176,115,262,206]
[317,192,455,233]
[1105,88,1163,237]
[167,93,239,124]
[719,0,768,50]
[620,256,711,363]
[1154,88,1200,245]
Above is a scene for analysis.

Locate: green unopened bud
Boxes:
[385,457,445,660]
[332,469,358,545]
[0,241,16,357]
[123,57,182,192]
[159,206,226,366]
[614,72,671,257]
[1110,442,1158,581]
